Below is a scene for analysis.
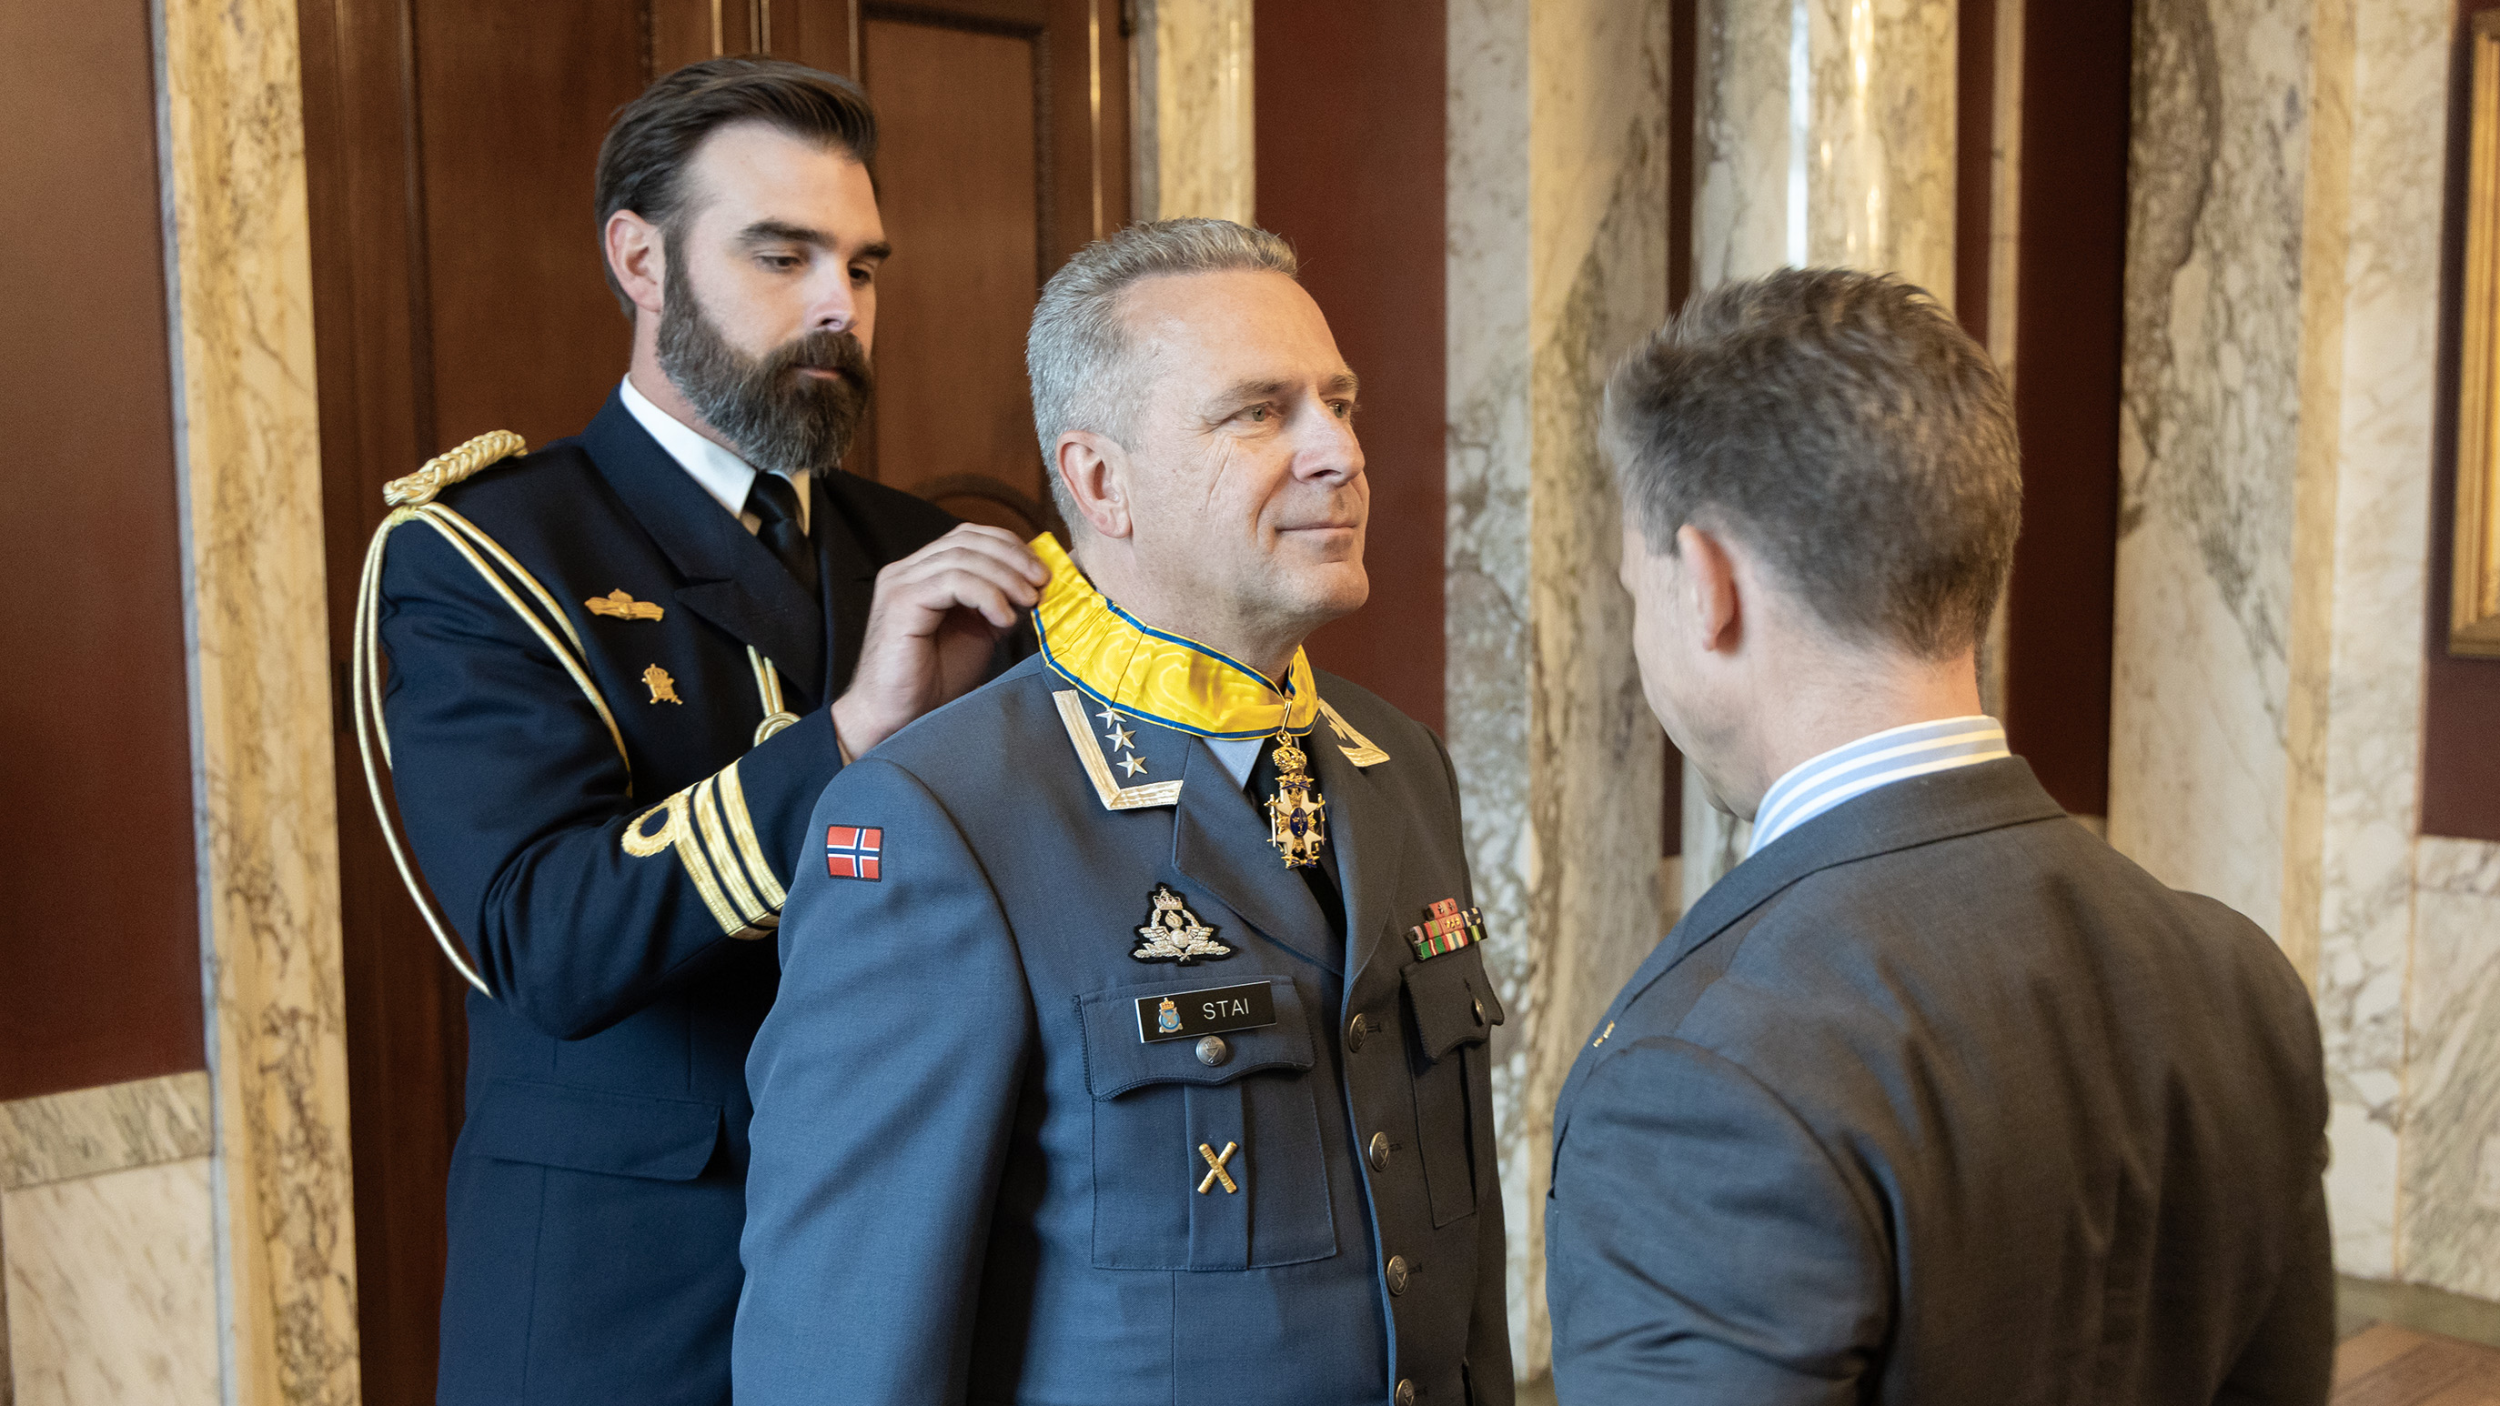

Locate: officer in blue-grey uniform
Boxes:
[735,220,1513,1405]
[359,59,1046,1404]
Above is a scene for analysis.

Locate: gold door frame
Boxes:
[2453,12,2500,655]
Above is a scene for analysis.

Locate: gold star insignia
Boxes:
[1117,753,1149,778]
[1108,723,1137,751]
[1094,702,1125,727]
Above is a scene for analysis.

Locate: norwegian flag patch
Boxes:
[825,825,883,881]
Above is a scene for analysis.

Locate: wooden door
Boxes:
[299,3,1126,1397]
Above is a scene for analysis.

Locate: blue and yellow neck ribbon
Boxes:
[1030,533,1321,740]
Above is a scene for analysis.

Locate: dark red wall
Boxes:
[0,1,205,1100]
[2425,0,2500,841]
[1999,0,2131,817]
[1255,0,1446,733]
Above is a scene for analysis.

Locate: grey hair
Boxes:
[1026,218,1299,520]
[1603,267,2023,659]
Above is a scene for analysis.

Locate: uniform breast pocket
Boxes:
[1402,943,1504,1227]
[1078,974,1338,1271]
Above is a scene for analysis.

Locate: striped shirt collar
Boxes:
[1747,715,2011,856]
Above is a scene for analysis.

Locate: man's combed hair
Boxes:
[1026,219,1299,517]
[594,58,879,317]
[1605,268,2022,659]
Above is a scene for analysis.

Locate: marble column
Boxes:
[1680,0,1960,902]
[1130,0,1254,223]
[2299,0,2449,1279]
[2114,0,2498,1296]
[1446,0,1669,1377]
[159,0,363,1396]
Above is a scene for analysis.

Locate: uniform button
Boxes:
[1346,1012,1368,1052]
[1385,1254,1410,1295]
[1367,1131,1391,1172]
[1195,1035,1230,1067]
[1395,1379,1416,1406]
[1472,995,1486,1026]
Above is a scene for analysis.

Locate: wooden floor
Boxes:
[2335,1323,2500,1406]
[1510,1321,2500,1404]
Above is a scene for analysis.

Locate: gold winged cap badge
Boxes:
[587,589,665,621]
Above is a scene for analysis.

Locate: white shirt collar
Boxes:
[1204,735,1265,788]
[1745,715,2011,856]
[617,374,808,533]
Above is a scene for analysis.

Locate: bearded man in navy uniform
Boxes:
[736,220,1513,1405]
[360,59,1045,1404]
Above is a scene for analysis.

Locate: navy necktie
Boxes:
[743,472,817,595]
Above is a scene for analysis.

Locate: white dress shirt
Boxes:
[617,374,809,534]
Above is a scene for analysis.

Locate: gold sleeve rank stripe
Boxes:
[622,757,787,939]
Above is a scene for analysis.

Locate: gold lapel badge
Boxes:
[1265,731,1328,868]
[643,664,684,705]
[587,588,664,621]
[1196,1140,1239,1194]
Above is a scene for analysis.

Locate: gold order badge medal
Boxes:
[1263,729,1328,868]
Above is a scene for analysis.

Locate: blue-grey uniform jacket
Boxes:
[736,656,1514,1405]
[375,389,967,1404]
[1545,758,2332,1404]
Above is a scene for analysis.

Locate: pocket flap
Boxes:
[1403,946,1504,1063]
[464,1078,722,1181]
[1079,975,1314,1097]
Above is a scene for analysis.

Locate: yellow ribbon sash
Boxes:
[1030,534,1321,740]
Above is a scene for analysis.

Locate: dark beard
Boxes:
[654,252,873,475]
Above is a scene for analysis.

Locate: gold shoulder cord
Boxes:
[352,431,622,997]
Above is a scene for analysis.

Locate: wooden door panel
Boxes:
[413,0,643,446]
[861,15,1046,529]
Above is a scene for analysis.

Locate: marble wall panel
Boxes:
[0,1076,212,1194]
[2109,0,2313,935]
[2,1158,217,1406]
[2402,837,2500,1300]
[1447,0,1668,1375]
[1132,0,1254,223]
[158,0,361,1397]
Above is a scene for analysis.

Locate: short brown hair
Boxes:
[594,57,878,316]
[1605,268,2022,658]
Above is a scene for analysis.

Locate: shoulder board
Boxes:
[384,430,529,507]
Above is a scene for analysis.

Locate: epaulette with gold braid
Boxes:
[384,429,528,507]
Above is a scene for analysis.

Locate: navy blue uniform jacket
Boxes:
[377,390,960,1404]
[735,658,1514,1405]
[1545,759,2333,1404]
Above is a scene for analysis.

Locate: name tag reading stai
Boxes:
[1136,981,1279,1044]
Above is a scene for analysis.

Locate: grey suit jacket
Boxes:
[1546,758,2331,1405]
[736,656,1512,1405]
